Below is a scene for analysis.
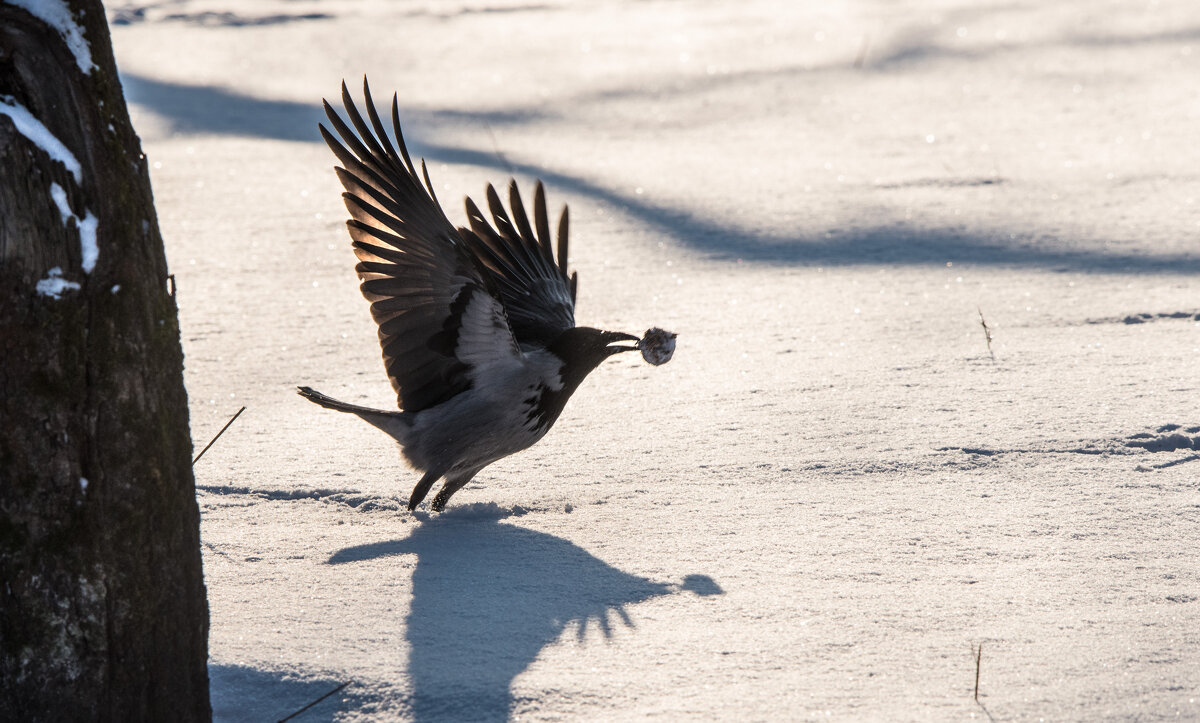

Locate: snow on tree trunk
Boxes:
[0,2,210,720]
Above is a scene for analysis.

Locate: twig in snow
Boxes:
[484,122,516,177]
[192,406,246,466]
[969,642,997,720]
[977,308,995,362]
[276,680,352,723]
[972,642,982,701]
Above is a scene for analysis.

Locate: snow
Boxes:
[111,1,1200,721]
[0,97,82,183]
[36,267,80,299]
[76,211,99,273]
[48,183,100,274]
[6,0,96,75]
[48,182,72,223]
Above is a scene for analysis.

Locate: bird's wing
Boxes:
[321,78,520,413]
[458,180,578,348]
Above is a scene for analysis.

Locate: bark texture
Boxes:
[0,2,210,720]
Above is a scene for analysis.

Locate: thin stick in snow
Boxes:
[192,406,246,466]
[973,642,982,701]
[276,680,352,723]
[977,308,995,362]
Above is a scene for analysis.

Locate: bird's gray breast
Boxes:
[405,350,564,472]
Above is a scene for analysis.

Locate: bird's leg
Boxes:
[430,469,480,512]
[407,468,443,512]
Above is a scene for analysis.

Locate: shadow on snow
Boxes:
[119,72,1200,274]
[329,505,722,722]
[208,663,356,723]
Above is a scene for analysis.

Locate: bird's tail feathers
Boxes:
[297,386,411,440]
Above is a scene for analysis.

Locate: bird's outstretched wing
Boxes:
[458,180,578,348]
[321,78,522,413]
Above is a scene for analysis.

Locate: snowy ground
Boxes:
[107,1,1200,720]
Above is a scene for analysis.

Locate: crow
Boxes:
[298,78,675,512]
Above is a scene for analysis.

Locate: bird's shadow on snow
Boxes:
[329,504,722,722]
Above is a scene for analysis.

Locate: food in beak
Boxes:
[638,327,677,366]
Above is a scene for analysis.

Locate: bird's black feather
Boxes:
[460,181,576,347]
[323,80,491,411]
[320,77,580,411]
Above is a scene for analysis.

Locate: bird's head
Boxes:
[546,327,641,390]
[549,327,641,370]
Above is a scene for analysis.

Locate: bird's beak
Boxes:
[603,331,641,355]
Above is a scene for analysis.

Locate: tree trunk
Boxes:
[0,2,210,720]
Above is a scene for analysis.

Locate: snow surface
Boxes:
[48,182,100,273]
[0,96,82,182]
[6,0,96,74]
[35,267,80,299]
[109,0,1200,721]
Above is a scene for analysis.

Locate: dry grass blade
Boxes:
[977,308,995,362]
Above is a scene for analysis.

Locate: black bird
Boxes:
[298,79,674,512]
